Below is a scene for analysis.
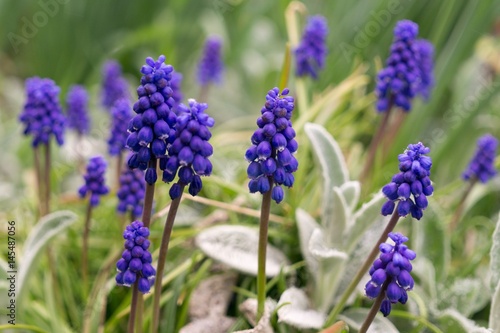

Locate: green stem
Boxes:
[116,152,123,192]
[449,178,476,232]
[127,282,140,333]
[257,178,273,322]
[324,206,400,327]
[44,142,51,215]
[359,280,389,333]
[34,147,44,217]
[389,310,444,333]
[152,185,185,333]
[142,158,157,228]
[82,199,93,299]
[360,103,392,183]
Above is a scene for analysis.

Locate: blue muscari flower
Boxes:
[295,15,328,79]
[463,134,498,183]
[365,232,416,317]
[108,99,133,156]
[415,39,434,100]
[78,156,109,206]
[160,99,214,199]
[101,60,130,110]
[115,220,156,293]
[197,36,224,86]
[381,142,432,220]
[19,77,65,147]
[66,85,90,136]
[117,166,146,218]
[126,55,177,185]
[375,20,422,112]
[245,87,298,204]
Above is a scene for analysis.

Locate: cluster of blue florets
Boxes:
[381,142,433,220]
[108,99,133,156]
[295,15,329,79]
[376,20,434,112]
[463,134,498,183]
[365,232,416,317]
[160,99,214,199]
[197,36,224,86]
[115,221,156,294]
[78,156,109,206]
[19,77,66,147]
[245,87,298,203]
[66,85,90,136]
[126,55,177,184]
[101,60,129,110]
[117,167,146,218]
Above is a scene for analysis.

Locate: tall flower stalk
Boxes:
[124,55,177,332]
[78,156,109,295]
[19,77,65,216]
[245,87,298,320]
[197,36,223,102]
[361,20,434,182]
[152,99,214,333]
[450,134,498,230]
[325,142,433,327]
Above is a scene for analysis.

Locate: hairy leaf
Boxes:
[277,287,325,329]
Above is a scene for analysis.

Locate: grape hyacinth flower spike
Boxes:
[450,134,498,230]
[116,221,156,294]
[117,167,146,220]
[295,15,329,79]
[381,142,433,220]
[197,36,224,86]
[161,99,214,199]
[78,156,109,293]
[375,20,421,113]
[360,232,416,332]
[245,87,297,321]
[108,99,133,156]
[152,98,214,332]
[463,134,498,183]
[415,39,435,100]
[245,87,298,204]
[126,55,177,185]
[66,85,90,136]
[20,77,65,215]
[101,60,129,110]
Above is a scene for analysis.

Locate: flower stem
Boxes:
[360,105,392,183]
[358,281,389,333]
[323,206,400,327]
[44,142,51,215]
[131,158,158,332]
[257,178,274,322]
[82,199,93,299]
[127,282,140,333]
[382,109,406,159]
[116,152,123,192]
[198,84,210,103]
[33,147,45,217]
[449,179,476,232]
[152,185,185,333]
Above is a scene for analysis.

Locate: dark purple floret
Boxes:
[108,99,133,156]
[66,85,90,135]
[415,39,434,100]
[126,55,177,184]
[117,166,146,218]
[78,156,109,206]
[101,60,130,110]
[365,232,415,317]
[160,99,214,199]
[116,220,156,293]
[375,20,424,112]
[381,142,433,220]
[245,87,298,204]
[463,134,498,183]
[19,77,65,147]
[197,36,224,86]
[295,15,329,79]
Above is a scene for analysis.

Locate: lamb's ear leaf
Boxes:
[437,309,491,333]
[195,225,289,277]
[339,308,399,333]
[296,209,321,281]
[490,279,500,331]
[277,287,326,329]
[489,215,500,291]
